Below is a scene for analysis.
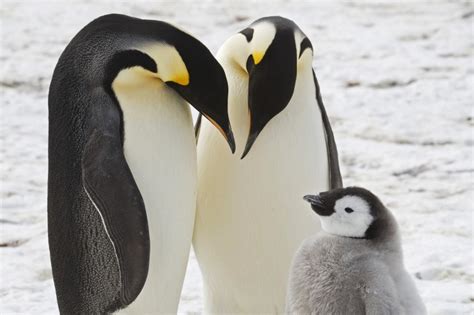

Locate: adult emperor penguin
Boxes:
[193,16,342,313]
[48,14,234,314]
[286,187,427,314]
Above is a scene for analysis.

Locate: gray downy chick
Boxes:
[286,187,426,315]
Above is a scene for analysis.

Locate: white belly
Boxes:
[194,63,329,313]
[113,75,197,314]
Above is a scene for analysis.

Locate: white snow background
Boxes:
[0,0,472,314]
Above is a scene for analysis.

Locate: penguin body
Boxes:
[194,17,342,313]
[286,187,426,315]
[48,14,233,314]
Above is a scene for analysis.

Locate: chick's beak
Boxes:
[303,194,333,216]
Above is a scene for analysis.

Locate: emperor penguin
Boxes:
[48,14,234,314]
[193,16,342,313]
[286,187,427,315]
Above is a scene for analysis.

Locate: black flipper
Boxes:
[195,113,202,144]
[82,127,149,306]
[312,70,343,189]
[48,81,150,313]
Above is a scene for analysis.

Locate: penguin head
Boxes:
[303,187,391,239]
[105,19,235,152]
[218,16,313,158]
[158,33,236,153]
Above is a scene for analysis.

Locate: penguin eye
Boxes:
[344,207,354,213]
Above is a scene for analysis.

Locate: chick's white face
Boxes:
[320,195,374,238]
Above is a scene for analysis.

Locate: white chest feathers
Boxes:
[113,67,197,314]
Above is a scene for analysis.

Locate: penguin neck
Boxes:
[111,69,194,168]
[217,59,251,152]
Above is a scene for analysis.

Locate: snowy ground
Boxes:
[1,0,473,314]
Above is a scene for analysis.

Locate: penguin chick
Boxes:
[286,187,426,315]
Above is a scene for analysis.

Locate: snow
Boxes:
[0,0,472,314]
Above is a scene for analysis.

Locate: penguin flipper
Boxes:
[82,124,150,307]
[195,113,202,144]
[312,70,343,189]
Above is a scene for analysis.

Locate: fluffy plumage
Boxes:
[286,188,426,315]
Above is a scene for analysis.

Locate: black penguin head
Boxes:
[220,16,314,158]
[304,187,390,239]
[104,19,235,153]
[163,31,235,153]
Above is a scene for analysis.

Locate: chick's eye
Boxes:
[345,207,354,213]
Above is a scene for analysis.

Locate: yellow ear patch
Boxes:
[248,22,276,66]
[169,72,189,86]
[252,51,264,65]
[141,43,190,86]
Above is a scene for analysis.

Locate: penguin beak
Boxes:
[167,80,236,154]
[203,114,236,153]
[303,194,333,216]
[241,30,297,159]
[164,43,236,154]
